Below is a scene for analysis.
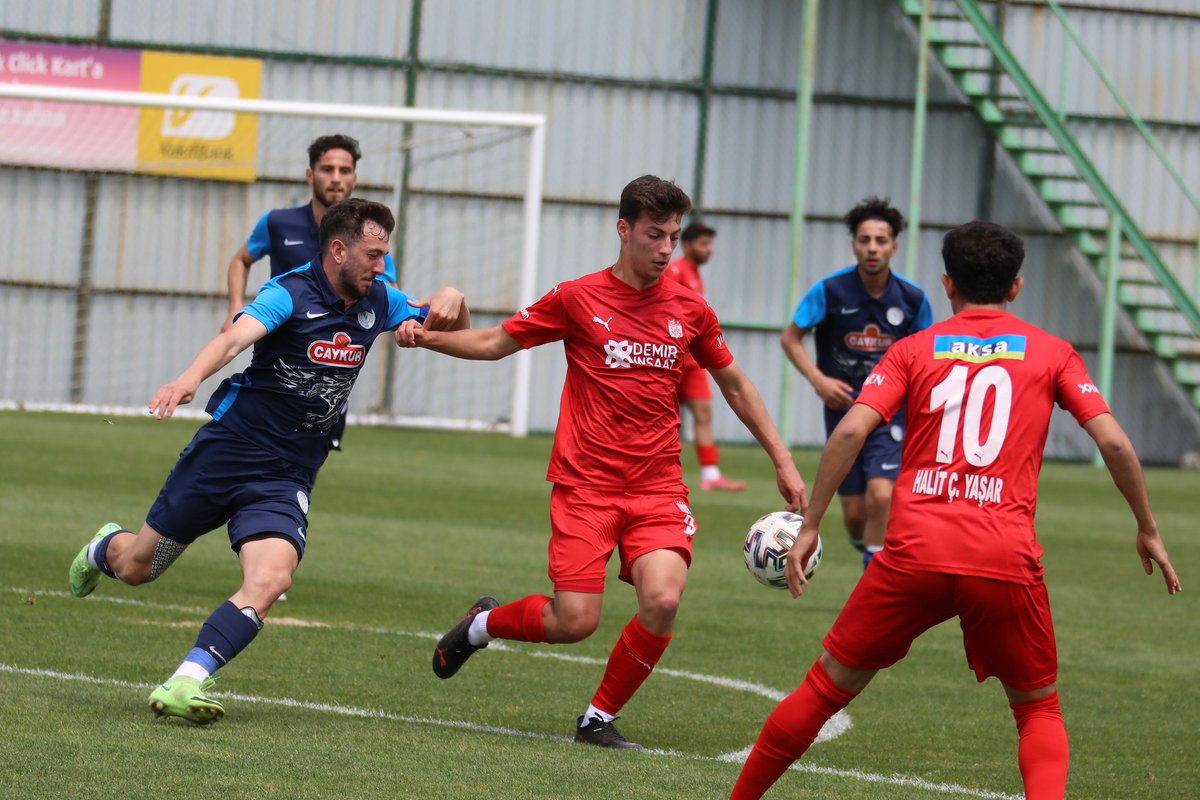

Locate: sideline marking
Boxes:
[0,662,1020,799]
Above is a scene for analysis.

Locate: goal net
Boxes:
[0,82,545,435]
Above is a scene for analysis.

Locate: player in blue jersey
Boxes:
[67,198,468,724]
[781,197,932,567]
[222,133,398,450]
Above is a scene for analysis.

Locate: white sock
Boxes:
[172,660,211,683]
[700,465,721,482]
[866,545,884,554]
[467,610,494,646]
[583,704,615,724]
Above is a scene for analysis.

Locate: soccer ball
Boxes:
[743,511,822,589]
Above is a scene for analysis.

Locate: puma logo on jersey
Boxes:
[592,315,612,331]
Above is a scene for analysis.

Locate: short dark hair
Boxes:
[844,197,906,239]
[941,221,1025,304]
[319,198,395,255]
[308,133,362,168]
[681,221,716,242]
[618,175,692,225]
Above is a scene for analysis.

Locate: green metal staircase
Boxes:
[896,0,1200,412]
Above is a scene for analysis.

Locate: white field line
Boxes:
[0,662,1021,799]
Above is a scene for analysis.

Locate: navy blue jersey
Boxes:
[247,204,397,282]
[792,265,932,392]
[204,263,423,469]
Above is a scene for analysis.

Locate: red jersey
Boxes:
[664,257,705,296]
[503,267,733,491]
[855,309,1110,583]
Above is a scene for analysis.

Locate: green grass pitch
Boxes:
[0,410,1194,799]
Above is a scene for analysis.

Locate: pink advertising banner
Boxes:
[0,40,142,170]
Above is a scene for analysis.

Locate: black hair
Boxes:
[844,196,906,239]
[618,175,693,224]
[308,133,362,167]
[319,197,395,254]
[681,221,716,242]
[941,221,1025,304]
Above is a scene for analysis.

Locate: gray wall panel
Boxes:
[0,167,87,285]
[0,287,75,401]
[0,1,98,37]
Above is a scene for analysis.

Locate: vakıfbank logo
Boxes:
[136,50,261,182]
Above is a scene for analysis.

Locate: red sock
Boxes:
[484,594,552,643]
[589,614,671,715]
[730,658,858,799]
[1010,692,1069,800]
[697,443,720,467]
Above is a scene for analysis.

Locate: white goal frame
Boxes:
[0,82,546,436]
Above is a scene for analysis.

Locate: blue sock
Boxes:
[90,531,122,579]
[193,601,263,668]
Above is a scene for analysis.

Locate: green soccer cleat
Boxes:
[68,522,123,598]
[148,674,224,725]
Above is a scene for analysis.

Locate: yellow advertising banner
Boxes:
[136,50,261,182]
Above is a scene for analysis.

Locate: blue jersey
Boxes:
[247,204,398,282]
[792,265,932,392]
[204,263,424,469]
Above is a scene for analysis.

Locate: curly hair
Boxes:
[308,133,362,167]
[844,197,906,239]
[941,221,1025,304]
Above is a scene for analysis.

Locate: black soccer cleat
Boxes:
[432,595,500,679]
[574,715,644,750]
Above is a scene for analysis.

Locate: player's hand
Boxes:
[816,375,855,409]
[1136,526,1182,595]
[394,319,429,348]
[784,522,820,598]
[148,379,198,419]
[411,288,465,331]
[776,461,808,514]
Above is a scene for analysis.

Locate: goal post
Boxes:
[0,81,546,436]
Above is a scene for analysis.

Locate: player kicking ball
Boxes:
[729,221,1180,799]
[68,199,467,724]
[398,175,806,749]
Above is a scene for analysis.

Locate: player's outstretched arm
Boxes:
[149,313,268,419]
[710,361,806,512]
[402,324,523,361]
[1083,413,1182,595]
[222,243,257,333]
[408,287,470,331]
[780,323,854,409]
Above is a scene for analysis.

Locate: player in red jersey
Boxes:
[398,175,806,749]
[730,221,1180,800]
[664,221,746,492]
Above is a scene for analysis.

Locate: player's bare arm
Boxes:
[222,243,258,333]
[150,313,269,419]
[785,403,882,597]
[780,323,854,409]
[1083,413,1182,594]
[709,361,807,512]
[404,323,523,361]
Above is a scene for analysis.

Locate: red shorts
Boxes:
[823,553,1058,691]
[548,484,695,593]
[677,362,711,402]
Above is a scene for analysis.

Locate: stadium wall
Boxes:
[2,0,1198,462]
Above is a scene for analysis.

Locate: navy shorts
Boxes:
[145,423,316,559]
[824,405,904,496]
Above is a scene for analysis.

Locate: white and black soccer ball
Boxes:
[743,511,822,589]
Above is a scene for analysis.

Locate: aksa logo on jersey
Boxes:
[844,324,894,352]
[933,334,1027,362]
[308,332,365,367]
[603,339,680,369]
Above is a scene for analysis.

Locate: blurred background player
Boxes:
[730,221,1181,800]
[780,197,931,567]
[68,199,467,724]
[222,133,398,451]
[398,175,806,750]
[664,221,745,492]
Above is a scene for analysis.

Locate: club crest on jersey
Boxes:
[933,334,1027,362]
[357,310,376,328]
[844,324,894,352]
[308,332,365,367]
[667,319,683,338]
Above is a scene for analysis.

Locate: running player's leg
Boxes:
[957,575,1066,800]
[683,368,744,492]
[860,422,903,566]
[69,522,188,597]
